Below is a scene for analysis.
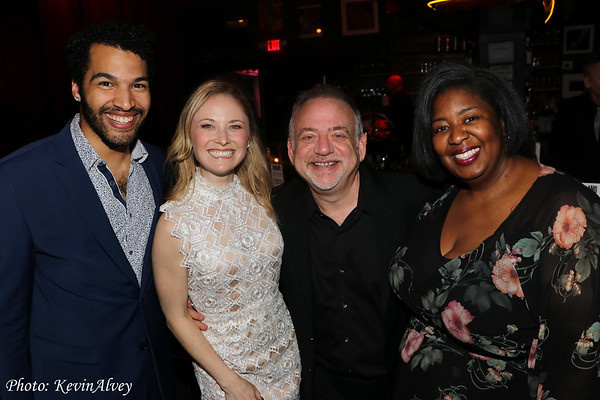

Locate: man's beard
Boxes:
[79,93,146,150]
[306,167,344,191]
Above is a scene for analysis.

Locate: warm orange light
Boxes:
[426,0,451,9]
[426,0,530,11]
[238,19,245,23]
[273,158,280,163]
[316,28,322,34]
[542,0,555,24]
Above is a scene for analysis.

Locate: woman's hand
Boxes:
[187,297,208,331]
[222,375,263,400]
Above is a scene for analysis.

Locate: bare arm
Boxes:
[152,215,261,400]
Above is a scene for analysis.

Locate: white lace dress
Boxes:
[160,172,301,400]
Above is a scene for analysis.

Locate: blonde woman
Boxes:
[153,80,301,400]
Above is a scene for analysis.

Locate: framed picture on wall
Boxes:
[562,73,585,98]
[487,41,515,64]
[563,25,595,55]
[341,0,379,36]
[298,4,323,38]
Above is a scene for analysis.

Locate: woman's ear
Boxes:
[501,120,510,143]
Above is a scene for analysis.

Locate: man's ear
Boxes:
[358,133,367,162]
[71,81,81,102]
[287,138,295,166]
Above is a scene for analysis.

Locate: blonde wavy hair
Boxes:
[164,80,276,220]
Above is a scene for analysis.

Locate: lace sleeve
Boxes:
[159,199,194,270]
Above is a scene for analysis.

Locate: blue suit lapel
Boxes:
[51,124,140,286]
[139,155,164,291]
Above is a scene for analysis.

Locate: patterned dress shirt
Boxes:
[70,114,155,284]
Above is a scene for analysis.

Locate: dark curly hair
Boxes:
[411,62,536,182]
[65,20,155,89]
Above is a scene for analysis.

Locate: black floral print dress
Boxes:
[389,167,600,400]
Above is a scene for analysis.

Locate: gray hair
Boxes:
[288,84,364,146]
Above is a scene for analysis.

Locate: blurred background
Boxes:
[0,0,597,173]
[1,0,598,395]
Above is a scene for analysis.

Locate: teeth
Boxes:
[313,161,337,166]
[107,114,133,124]
[209,150,233,157]
[454,148,479,160]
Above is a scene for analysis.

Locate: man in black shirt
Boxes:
[273,84,437,399]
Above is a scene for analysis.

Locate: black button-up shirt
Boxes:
[308,173,389,379]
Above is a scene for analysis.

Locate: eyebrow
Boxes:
[298,127,317,135]
[197,118,247,124]
[432,106,477,123]
[89,72,149,83]
[297,126,350,134]
[329,126,350,133]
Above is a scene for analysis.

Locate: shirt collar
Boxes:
[131,137,148,163]
[70,113,148,171]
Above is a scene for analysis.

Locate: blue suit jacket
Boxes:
[0,122,173,399]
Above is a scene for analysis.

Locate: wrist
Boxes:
[218,370,242,392]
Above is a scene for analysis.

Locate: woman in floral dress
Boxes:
[153,80,300,400]
[389,63,600,399]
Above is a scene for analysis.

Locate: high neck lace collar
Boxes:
[192,170,240,198]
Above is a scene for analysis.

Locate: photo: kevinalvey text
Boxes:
[5,377,133,396]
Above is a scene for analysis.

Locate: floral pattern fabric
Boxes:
[389,168,600,400]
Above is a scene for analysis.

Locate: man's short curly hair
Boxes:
[65,20,155,88]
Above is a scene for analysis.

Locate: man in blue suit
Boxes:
[0,21,173,399]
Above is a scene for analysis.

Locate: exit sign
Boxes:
[266,39,280,52]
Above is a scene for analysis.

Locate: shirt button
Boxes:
[341,303,348,309]
[339,268,345,274]
[139,342,148,351]
[344,337,349,343]
[110,181,115,187]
